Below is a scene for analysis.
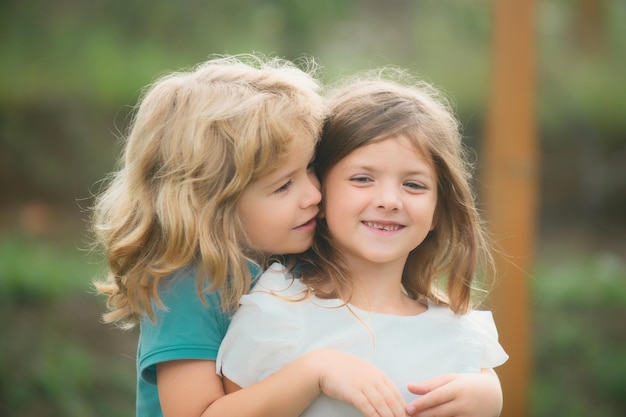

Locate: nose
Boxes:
[301,172,322,208]
[374,184,402,211]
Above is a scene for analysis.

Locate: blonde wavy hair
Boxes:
[92,54,325,328]
[300,70,494,314]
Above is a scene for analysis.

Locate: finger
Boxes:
[362,384,394,417]
[381,380,408,417]
[352,392,381,417]
[407,373,455,395]
[362,380,409,417]
[406,386,455,415]
[410,400,457,417]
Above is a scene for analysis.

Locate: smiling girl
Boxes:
[218,71,508,417]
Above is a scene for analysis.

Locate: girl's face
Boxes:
[322,135,437,269]
[237,147,321,255]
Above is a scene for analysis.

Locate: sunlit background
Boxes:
[1,1,624,416]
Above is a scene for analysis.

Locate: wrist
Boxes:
[297,349,329,394]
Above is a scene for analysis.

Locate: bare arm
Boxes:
[158,360,226,417]
[158,349,408,417]
[405,369,502,417]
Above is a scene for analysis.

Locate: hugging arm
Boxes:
[158,351,407,417]
[213,279,408,417]
[222,349,407,417]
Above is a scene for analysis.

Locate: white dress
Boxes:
[217,263,508,417]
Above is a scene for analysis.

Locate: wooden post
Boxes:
[482,1,537,417]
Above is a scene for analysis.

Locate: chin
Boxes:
[284,241,312,255]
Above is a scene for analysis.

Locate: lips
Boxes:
[294,213,318,230]
[363,221,403,231]
[299,218,316,228]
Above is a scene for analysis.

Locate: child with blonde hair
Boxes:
[93,54,415,417]
[218,71,508,417]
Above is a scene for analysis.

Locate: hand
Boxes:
[405,370,502,417]
[314,349,408,417]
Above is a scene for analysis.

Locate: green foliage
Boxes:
[0,300,135,417]
[2,0,625,213]
[0,235,101,302]
[531,253,626,417]
[533,252,626,306]
[0,0,353,104]
[538,0,626,139]
[0,237,135,417]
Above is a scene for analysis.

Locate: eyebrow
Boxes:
[261,163,307,192]
[349,163,434,178]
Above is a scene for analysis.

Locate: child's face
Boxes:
[322,135,437,269]
[237,147,320,255]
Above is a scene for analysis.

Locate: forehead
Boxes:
[257,139,315,177]
[356,134,433,165]
[254,124,317,172]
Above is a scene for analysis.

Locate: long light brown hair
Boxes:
[92,54,325,328]
[300,70,493,314]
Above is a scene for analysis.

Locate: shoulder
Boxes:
[229,263,308,340]
[426,305,497,332]
[462,309,499,334]
[460,309,509,367]
[250,262,308,298]
[460,309,506,349]
[154,266,223,314]
[142,266,231,354]
[425,305,508,367]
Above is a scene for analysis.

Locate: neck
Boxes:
[345,258,425,316]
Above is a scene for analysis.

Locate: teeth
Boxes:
[365,221,401,231]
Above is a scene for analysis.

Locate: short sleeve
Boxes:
[216,263,305,387]
[138,267,231,386]
[465,310,509,368]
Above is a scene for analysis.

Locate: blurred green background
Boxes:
[1,0,624,416]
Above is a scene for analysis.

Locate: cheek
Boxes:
[422,202,440,231]
[239,206,272,242]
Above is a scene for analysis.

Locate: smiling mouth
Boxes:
[302,218,315,227]
[363,221,402,231]
[295,216,317,230]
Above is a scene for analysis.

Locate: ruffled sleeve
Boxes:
[465,310,509,369]
[216,263,306,387]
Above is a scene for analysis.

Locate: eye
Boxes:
[274,180,293,194]
[404,181,428,191]
[350,176,373,184]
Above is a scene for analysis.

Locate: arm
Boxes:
[405,368,502,417]
[158,357,319,417]
[158,349,408,417]
[206,269,407,417]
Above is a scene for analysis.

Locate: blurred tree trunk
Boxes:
[577,0,603,53]
[482,1,537,417]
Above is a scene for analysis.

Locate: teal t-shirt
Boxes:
[136,264,259,417]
